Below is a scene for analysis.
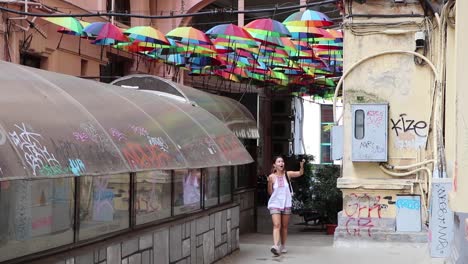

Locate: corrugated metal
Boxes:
[0,62,253,180]
[112,75,259,139]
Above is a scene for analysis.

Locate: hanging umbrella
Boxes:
[124,26,170,45]
[244,19,291,37]
[43,17,84,35]
[166,27,212,45]
[283,9,334,28]
[84,22,129,44]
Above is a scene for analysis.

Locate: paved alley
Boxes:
[217,233,444,264]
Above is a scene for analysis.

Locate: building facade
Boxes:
[336,1,467,263]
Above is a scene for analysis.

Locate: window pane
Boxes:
[79,174,129,241]
[0,179,74,262]
[204,168,219,208]
[234,165,248,189]
[135,170,172,225]
[219,167,232,203]
[355,110,365,139]
[173,169,201,215]
[321,145,332,164]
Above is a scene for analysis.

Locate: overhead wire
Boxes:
[0,0,338,19]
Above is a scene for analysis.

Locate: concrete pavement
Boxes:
[217,233,445,264]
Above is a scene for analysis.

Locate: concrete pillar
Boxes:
[238,0,244,27]
[300,0,307,12]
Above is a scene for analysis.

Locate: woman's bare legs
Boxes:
[280,214,290,249]
[272,213,282,247]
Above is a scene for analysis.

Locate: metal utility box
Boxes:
[331,125,343,160]
[351,104,388,162]
[396,195,422,232]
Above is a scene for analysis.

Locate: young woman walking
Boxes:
[267,156,305,256]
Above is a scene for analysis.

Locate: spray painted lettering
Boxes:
[436,186,449,251]
[122,143,173,169]
[129,125,148,137]
[69,159,86,176]
[40,165,70,176]
[109,128,127,142]
[390,114,427,137]
[9,123,60,176]
[366,110,383,127]
[73,132,90,142]
[396,199,421,210]
[344,194,384,237]
[148,136,169,152]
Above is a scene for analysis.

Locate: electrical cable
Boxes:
[0,0,337,19]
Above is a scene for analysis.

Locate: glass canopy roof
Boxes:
[112,75,259,139]
[0,62,253,180]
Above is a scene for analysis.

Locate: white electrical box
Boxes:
[351,104,388,162]
[331,125,343,160]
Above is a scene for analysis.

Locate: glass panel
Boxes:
[78,174,129,241]
[219,167,232,203]
[234,165,248,189]
[135,170,172,225]
[355,110,365,140]
[321,145,332,164]
[173,169,201,215]
[321,124,331,143]
[204,168,219,208]
[0,178,74,262]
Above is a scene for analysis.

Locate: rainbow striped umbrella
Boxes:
[283,9,334,28]
[124,26,169,45]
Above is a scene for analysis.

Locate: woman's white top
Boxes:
[267,174,292,210]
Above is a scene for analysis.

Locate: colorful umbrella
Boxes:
[283,9,334,28]
[166,27,212,45]
[244,19,291,37]
[84,22,129,44]
[124,26,170,45]
[43,17,84,35]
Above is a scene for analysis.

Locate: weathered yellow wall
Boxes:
[339,1,437,223]
[450,0,468,213]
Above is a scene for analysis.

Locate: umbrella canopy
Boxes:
[43,17,84,36]
[166,27,212,45]
[244,19,291,37]
[206,24,254,40]
[84,22,129,45]
[124,26,170,45]
[283,9,334,27]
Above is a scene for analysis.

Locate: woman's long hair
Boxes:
[271,155,284,174]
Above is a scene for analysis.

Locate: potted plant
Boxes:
[312,165,342,235]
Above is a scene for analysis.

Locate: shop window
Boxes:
[78,174,129,241]
[0,178,74,262]
[135,170,172,225]
[219,166,233,203]
[204,168,219,208]
[173,169,201,215]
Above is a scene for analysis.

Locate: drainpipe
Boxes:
[110,0,115,24]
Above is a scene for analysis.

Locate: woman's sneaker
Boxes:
[280,245,288,254]
[270,245,280,256]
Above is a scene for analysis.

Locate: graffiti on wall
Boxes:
[9,123,60,176]
[344,193,388,237]
[390,114,428,149]
[122,142,173,169]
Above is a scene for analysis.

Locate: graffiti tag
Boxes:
[390,114,427,137]
[9,123,60,176]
